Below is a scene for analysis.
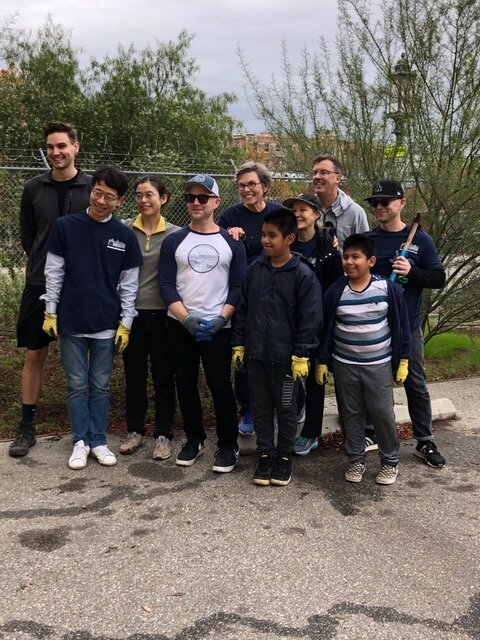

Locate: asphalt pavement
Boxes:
[0,377,479,640]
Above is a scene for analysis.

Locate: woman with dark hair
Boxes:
[283,192,343,456]
[119,176,180,460]
[218,161,287,435]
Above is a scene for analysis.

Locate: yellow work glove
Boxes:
[291,355,309,381]
[395,358,409,384]
[315,364,329,385]
[232,346,245,371]
[115,322,130,354]
[42,312,58,338]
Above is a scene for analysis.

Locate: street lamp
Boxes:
[387,53,413,147]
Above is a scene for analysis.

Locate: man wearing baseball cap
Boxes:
[365,179,446,468]
[158,174,247,472]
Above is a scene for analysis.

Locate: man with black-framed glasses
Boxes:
[159,174,247,473]
[365,179,446,469]
[312,155,369,250]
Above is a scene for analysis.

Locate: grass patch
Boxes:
[424,332,480,381]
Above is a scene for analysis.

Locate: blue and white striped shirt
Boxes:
[333,276,392,365]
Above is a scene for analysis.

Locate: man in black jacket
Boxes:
[9,121,92,457]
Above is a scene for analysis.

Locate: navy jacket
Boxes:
[232,252,323,365]
[317,275,411,372]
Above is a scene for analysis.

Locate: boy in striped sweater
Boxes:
[316,234,411,485]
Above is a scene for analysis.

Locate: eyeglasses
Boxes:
[313,169,340,177]
[184,193,216,204]
[237,181,261,191]
[370,198,399,208]
[91,188,118,203]
[135,192,157,200]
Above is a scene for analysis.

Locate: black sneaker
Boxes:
[9,421,36,457]
[414,441,446,468]
[253,453,274,486]
[212,448,239,473]
[270,455,292,486]
[175,440,205,467]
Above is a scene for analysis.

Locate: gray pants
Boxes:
[333,360,399,467]
[404,327,433,442]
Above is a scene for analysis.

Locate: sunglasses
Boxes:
[369,198,399,208]
[184,193,216,204]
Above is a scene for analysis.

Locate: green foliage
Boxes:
[424,332,480,380]
[0,19,244,170]
[239,0,480,337]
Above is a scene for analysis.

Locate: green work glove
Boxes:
[42,312,58,338]
[315,364,329,385]
[232,346,245,371]
[291,355,309,381]
[115,322,130,354]
[395,358,409,384]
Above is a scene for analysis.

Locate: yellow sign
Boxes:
[384,144,408,158]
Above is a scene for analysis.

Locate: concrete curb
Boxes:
[238,397,458,454]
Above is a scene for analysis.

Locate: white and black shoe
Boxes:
[212,448,239,473]
[175,440,205,467]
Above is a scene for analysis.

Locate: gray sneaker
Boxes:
[376,464,398,485]
[345,461,366,483]
[294,436,318,456]
[119,432,144,455]
[153,435,172,460]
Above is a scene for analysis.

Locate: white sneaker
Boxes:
[91,444,117,466]
[68,440,90,470]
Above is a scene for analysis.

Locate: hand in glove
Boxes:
[182,314,204,336]
[232,346,245,371]
[42,312,58,339]
[200,315,227,336]
[315,364,329,385]
[291,355,309,381]
[115,322,130,353]
[395,358,409,384]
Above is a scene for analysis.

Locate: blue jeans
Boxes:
[60,336,115,447]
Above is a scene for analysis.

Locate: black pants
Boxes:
[167,317,238,450]
[122,310,176,438]
[299,359,326,439]
[248,358,298,457]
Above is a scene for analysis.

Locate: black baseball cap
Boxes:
[283,192,322,212]
[364,179,405,202]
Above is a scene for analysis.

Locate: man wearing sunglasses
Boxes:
[312,155,369,251]
[365,179,446,469]
[159,174,247,473]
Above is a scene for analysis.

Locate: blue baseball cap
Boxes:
[185,174,220,197]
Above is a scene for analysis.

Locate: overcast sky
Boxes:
[0,0,340,132]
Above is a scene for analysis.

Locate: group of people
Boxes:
[9,120,447,488]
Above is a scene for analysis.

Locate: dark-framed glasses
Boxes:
[370,198,398,208]
[237,181,261,191]
[184,193,216,204]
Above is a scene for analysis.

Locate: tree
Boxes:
[239,0,480,338]
[0,19,244,171]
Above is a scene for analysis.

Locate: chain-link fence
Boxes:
[0,157,309,271]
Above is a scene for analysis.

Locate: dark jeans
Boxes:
[167,317,238,450]
[248,358,298,457]
[122,310,176,438]
[299,358,326,439]
[404,327,434,442]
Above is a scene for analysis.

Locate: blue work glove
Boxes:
[182,314,204,336]
[200,315,227,336]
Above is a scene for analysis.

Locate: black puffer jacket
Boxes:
[20,169,92,286]
[233,252,323,365]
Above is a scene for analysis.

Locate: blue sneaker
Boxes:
[294,436,318,456]
[239,410,255,436]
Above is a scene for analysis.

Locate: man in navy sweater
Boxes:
[365,179,446,468]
